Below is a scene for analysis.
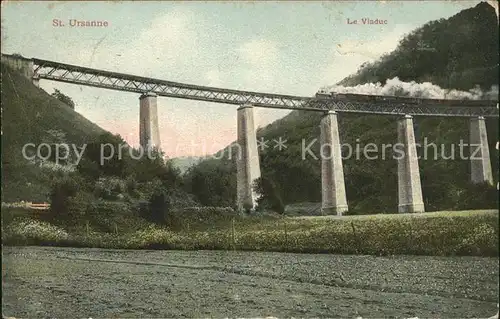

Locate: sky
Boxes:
[1,0,484,157]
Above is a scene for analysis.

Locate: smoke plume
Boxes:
[320,77,498,100]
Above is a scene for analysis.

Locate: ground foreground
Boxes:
[2,247,498,318]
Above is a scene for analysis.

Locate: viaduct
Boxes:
[1,53,498,214]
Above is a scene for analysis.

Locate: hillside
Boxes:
[338,2,499,91]
[170,156,205,174]
[186,1,499,213]
[1,62,106,201]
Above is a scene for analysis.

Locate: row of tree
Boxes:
[49,132,193,223]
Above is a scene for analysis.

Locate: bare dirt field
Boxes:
[2,246,498,318]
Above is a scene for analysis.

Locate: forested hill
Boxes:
[1,63,106,201]
[184,2,499,213]
[338,1,499,91]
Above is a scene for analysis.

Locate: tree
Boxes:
[253,177,285,214]
[453,182,498,210]
[52,89,75,109]
[148,189,171,224]
[183,158,236,207]
[77,132,127,178]
[49,175,80,217]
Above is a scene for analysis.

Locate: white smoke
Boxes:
[319,77,498,100]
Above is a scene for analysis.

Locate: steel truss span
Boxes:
[32,58,499,118]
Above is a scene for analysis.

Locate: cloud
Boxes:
[335,36,400,59]
[71,8,198,78]
[233,39,282,92]
[237,39,279,66]
[319,24,414,86]
[233,38,292,128]
[204,69,223,87]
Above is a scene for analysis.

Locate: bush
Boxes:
[93,177,126,200]
[148,210,499,256]
[164,188,199,209]
[254,177,285,214]
[54,199,149,234]
[278,210,499,256]
[51,89,75,109]
[166,206,238,231]
[67,191,94,218]
[126,225,178,249]
[148,190,170,224]
[3,219,69,245]
[125,175,140,198]
[453,182,498,210]
[49,175,80,218]
[283,202,322,216]
[77,133,128,178]
[84,200,142,233]
[2,210,498,257]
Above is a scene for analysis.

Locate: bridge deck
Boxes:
[19,56,498,117]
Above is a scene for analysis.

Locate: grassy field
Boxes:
[2,208,498,256]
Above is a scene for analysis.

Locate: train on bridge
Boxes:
[316,91,491,107]
[1,53,497,116]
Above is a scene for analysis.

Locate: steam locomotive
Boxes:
[316,91,422,105]
[315,91,486,106]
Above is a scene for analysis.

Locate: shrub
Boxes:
[165,188,199,209]
[2,210,498,257]
[3,219,69,245]
[84,200,140,232]
[126,225,177,248]
[49,175,80,218]
[453,182,498,210]
[125,175,140,197]
[52,89,75,109]
[148,190,170,224]
[77,133,128,178]
[93,177,126,200]
[283,202,322,216]
[264,210,499,256]
[67,191,95,219]
[254,177,285,214]
[166,206,238,231]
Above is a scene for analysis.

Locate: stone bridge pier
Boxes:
[397,115,425,213]
[139,92,161,151]
[469,116,493,185]
[320,111,348,215]
[236,104,261,212]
